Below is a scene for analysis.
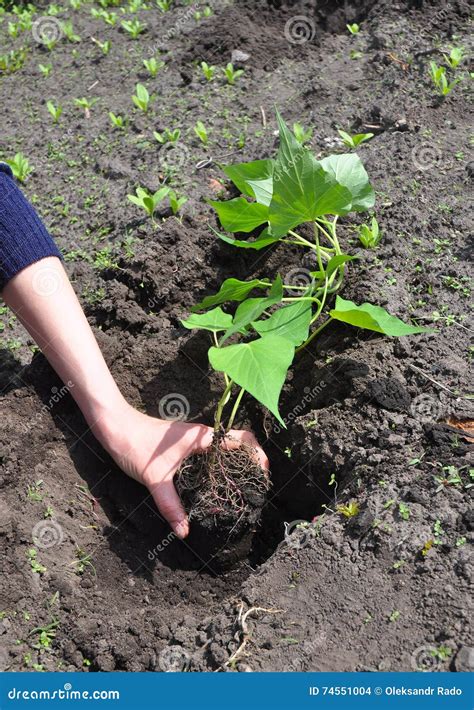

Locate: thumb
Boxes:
[148,479,189,539]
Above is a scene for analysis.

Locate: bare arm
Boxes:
[3,257,268,538]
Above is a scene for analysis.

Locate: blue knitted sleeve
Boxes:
[0,163,62,291]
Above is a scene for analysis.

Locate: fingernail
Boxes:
[174,521,187,539]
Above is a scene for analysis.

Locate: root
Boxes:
[175,438,270,521]
[217,601,283,671]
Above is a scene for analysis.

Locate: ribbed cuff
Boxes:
[0,169,62,291]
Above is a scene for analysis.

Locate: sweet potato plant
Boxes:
[183,111,430,429]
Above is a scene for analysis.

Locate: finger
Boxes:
[148,479,189,539]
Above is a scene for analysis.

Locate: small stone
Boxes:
[454,646,474,672]
[231,50,250,64]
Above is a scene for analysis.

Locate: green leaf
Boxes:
[220,275,283,344]
[252,300,312,346]
[269,111,352,237]
[222,159,274,204]
[209,335,295,425]
[208,197,268,233]
[311,254,358,279]
[319,153,374,213]
[181,307,233,333]
[192,278,270,312]
[152,186,170,206]
[214,226,280,250]
[330,296,432,336]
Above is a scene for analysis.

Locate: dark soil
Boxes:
[175,442,270,571]
[1,0,473,674]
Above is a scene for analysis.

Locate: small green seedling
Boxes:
[443,46,465,69]
[200,61,216,81]
[223,62,244,85]
[358,217,381,248]
[169,191,188,215]
[398,502,410,521]
[71,547,96,576]
[337,501,360,518]
[109,112,125,129]
[74,97,99,117]
[38,62,52,77]
[29,619,59,649]
[153,128,180,144]
[293,122,313,145]
[132,83,150,112]
[92,38,111,55]
[46,100,62,124]
[347,23,360,34]
[338,129,374,149]
[127,186,170,221]
[61,20,81,42]
[143,56,165,77]
[194,120,210,145]
[389,610,401,622]
[27,548,46,575]
[156,0,173,11]
[121,19,146,39]
[429,61,460,96]
[6,153,33,183]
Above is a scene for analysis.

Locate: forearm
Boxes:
[2,257,128,441]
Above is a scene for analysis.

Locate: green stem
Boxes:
[226,387,245,431]
[214,379,234,432]
[296,317,332,353]
[314,222,325,275]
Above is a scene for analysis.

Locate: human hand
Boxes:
[94,402,269,539]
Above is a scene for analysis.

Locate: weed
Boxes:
[5,153,33,183]
[338,130,374,149]
[121,19,146,39]
[143,56,165,77]
[26,548,46,575]
[293,122,312,145]
[337,501,360,518]
[358,217,381,248]
[194,120,210,145]
[132,83,150,112]
[200,61,216,81]
[347,23,360,34]
[169,191,187,215]
[223,62,244,85]
[46,101,62,124]
[38,62,52,77]
[153,128,180,144]
[109,112,125,129]
[127,185,170,221]
[429,61,461,96]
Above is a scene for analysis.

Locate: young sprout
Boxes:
[398,502,410,521]
[293,122,313,145]
[223,62,244,85]
[8,21,21,38]
[132,83,150,112]
[46,100,62,124]
[74,97,99,118]
[5,152,33,183]
[194,120,210,145]
[443,46,465,69]
[337,129,374,149]
[337,501,360,518]
[429,61,461,96]
[153,128,180,144]
[127,185,170,221]
[143,56,165,77]
[61,19,81,42]
[156,0,173,10]
[169,191,188,216]
[109,112,125,129]
[38,62,52,77]
[346,23,360,34]
[121,19,146,39]
[26,548,46,574]
[200,60,216,81]
[358,217,381,249]
[92,37,111,55]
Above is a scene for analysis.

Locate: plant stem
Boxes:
[296,317,332,353]
[214,379,234,432]
[226,387,245,431]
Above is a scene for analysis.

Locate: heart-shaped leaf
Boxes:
[209,335,295,425]
[330,296,432,336]
[181,307,233,332]
[252,299,312,346]
[220,275,283,344]
[319,153,374,213]
[209,197,268,233]
[192,278,270,312]
[222,159,274,204]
